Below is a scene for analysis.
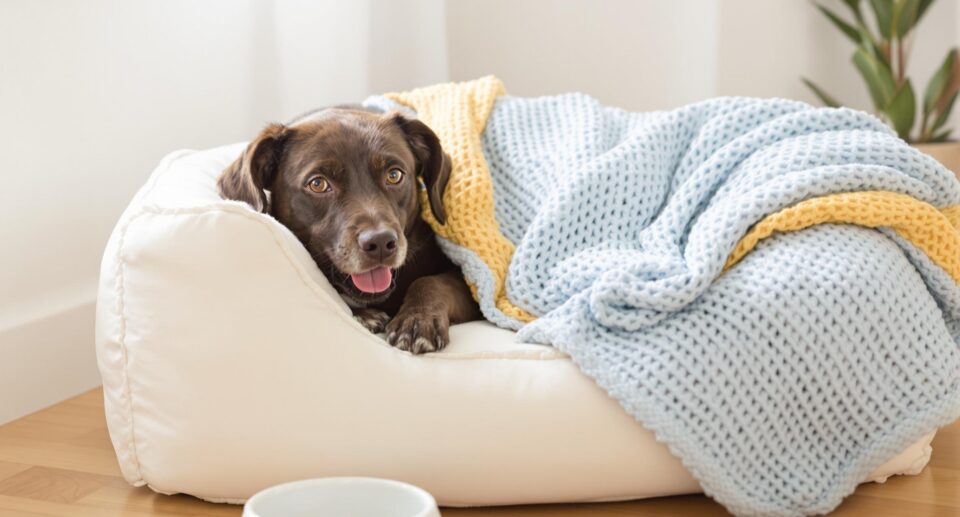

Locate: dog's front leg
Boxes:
[386,271,480,354]
[353,307,391,334]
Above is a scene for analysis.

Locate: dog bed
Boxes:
[96,144,936,506]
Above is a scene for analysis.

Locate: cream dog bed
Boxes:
[95,144,936,505]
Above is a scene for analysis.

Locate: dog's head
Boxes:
[217,108,450,306]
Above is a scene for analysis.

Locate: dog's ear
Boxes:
[217,123,289,213]
[392,114,450,225]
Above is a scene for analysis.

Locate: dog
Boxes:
[217,107,480,354]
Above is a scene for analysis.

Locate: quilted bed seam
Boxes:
[112,208,150,486]
[108,150,195,487]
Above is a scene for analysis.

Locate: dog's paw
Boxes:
[353,308,391,334]
[385,310,449,354]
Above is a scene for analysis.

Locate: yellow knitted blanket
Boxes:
[387,76,534,321]
[386,77,960,322]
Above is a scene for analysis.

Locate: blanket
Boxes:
[365,77,960,516]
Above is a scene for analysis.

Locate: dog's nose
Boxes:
[357,228,398,260]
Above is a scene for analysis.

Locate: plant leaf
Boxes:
[924,49,957,115]
[853,47,897,109]
[802,78,843,107]
[817,4,862,43]
[916,0,935,24]
[840,0,869,30]
[858,26,888,65]
[931,129,953,143]
[842,0,864,19]
[894,0,920,37]
[935,49,960,114]
[931,91,958,133]
[885,80,916,139]
[869,0,894,39]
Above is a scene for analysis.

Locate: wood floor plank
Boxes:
[929,418,959,469]
[0,420,98,446]
[79,485,241,516]
[443,495,734,517]
[0,493,158,517]
[0,462,31,483]
[0,466,113,504]
[0,387,956,516]
[0,436,122,477]
[66,427,116,450]
[827,491,960,517]
[851,466,959,506]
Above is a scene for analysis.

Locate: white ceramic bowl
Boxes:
[242,477,440,517]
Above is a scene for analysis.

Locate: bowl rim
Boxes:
[242,476,438,517]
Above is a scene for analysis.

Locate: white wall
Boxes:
[3,0,958,424]
[446,0,720,112]
[446,0,960,129]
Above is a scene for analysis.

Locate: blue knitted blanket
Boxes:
[367,91,960,516]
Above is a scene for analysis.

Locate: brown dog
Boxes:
[218,107,480,354]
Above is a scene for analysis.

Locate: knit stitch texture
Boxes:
[367,78,960,516]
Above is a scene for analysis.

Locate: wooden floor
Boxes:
[0,389,957,516]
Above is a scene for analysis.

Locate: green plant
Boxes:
[803,0,959,143]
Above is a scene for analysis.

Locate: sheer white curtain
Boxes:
[0,0,447,424]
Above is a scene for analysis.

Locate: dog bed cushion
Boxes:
[95,144,936,506]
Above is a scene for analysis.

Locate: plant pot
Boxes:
[913,141,960,177]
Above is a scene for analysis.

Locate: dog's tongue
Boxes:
[350,267,393,294]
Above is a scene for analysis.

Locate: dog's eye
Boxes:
[385,168,404,185]
[307,177,331,193]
